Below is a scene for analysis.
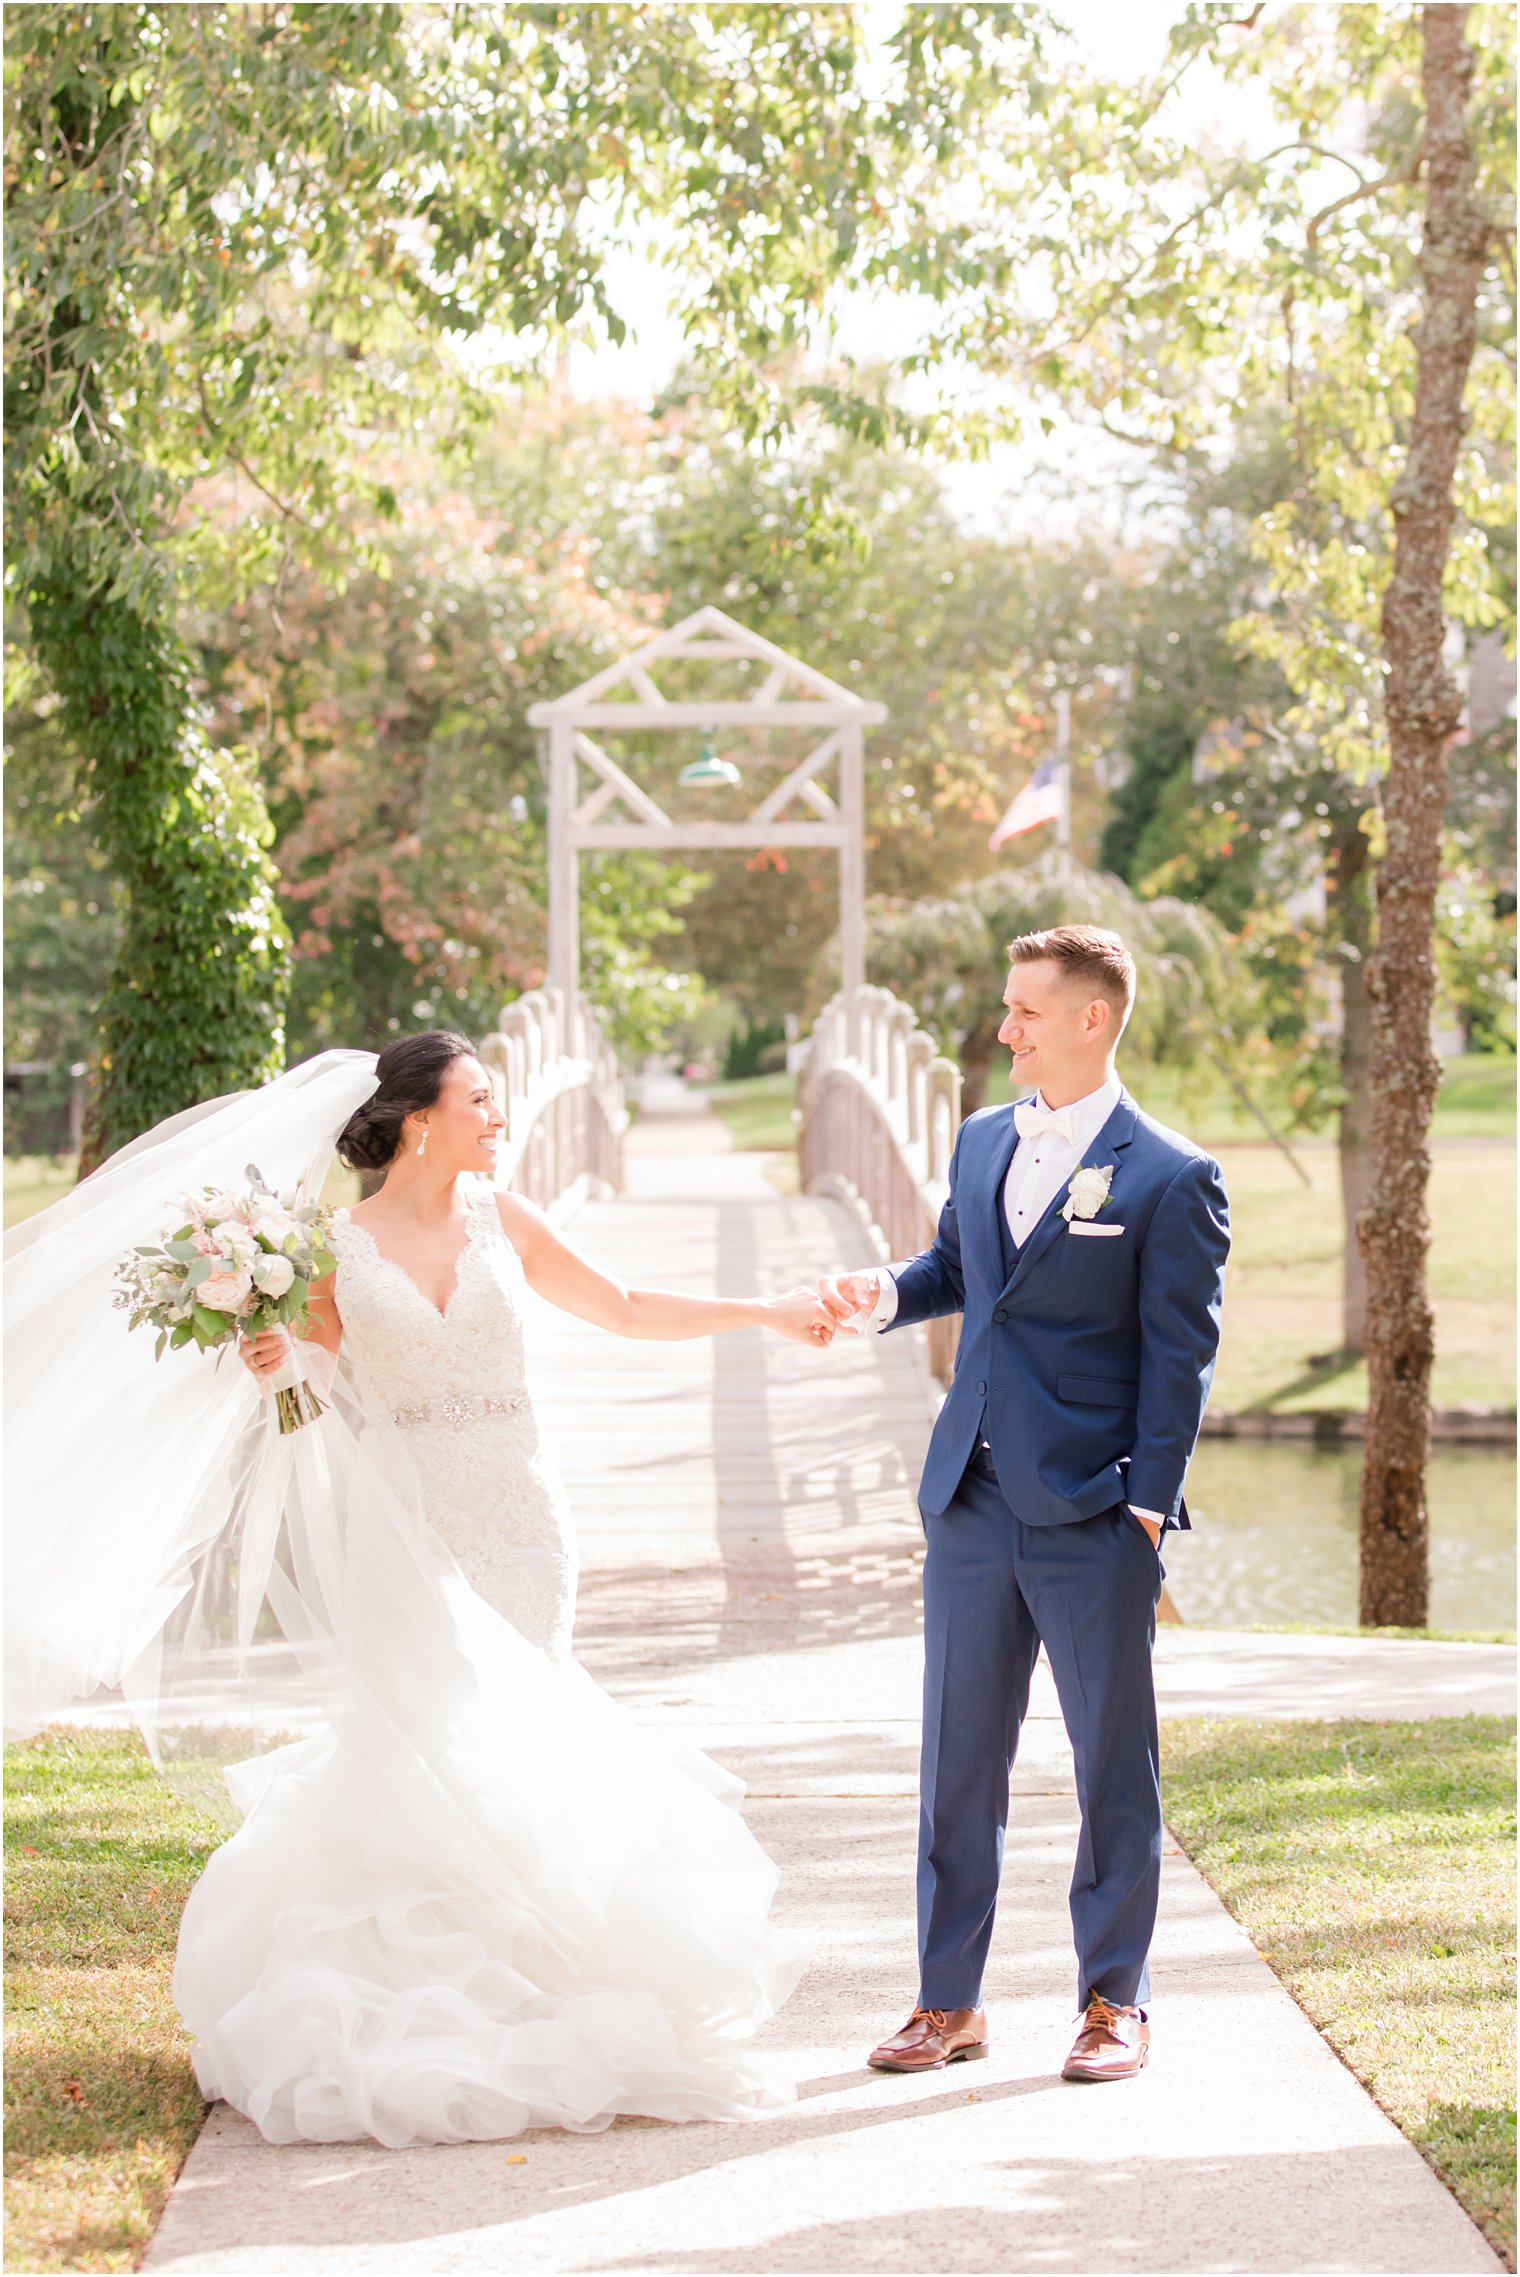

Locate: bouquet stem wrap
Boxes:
[265,1333,330,1436]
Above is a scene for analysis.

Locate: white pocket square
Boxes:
[1069,1221,1125,1237]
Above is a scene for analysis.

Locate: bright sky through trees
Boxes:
[548,1,1287,536]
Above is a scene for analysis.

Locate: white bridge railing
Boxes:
[799,985,963,1387]
[478,986,626,1218]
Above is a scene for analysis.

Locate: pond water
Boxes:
[1167,1441,1517,1633]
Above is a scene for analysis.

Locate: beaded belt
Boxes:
[391,1391,528,1432]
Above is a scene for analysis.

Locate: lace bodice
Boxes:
[332,1182,530,1422]
[331,1182,575,1657]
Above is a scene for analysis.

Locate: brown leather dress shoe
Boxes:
[867,2005,989,2072]
[1062,1994,1150,2082]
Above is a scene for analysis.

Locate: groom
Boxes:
[820,924,1229,2083]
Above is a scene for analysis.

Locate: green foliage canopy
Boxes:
[2,3,886,1145]
[864,849,1248,1113]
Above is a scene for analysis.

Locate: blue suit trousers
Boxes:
[917,1445,1164,2013]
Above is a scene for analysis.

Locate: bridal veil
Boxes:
[4,1051,803,2143]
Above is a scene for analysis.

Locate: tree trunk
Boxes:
[1357,4,1489,1628]
[1331,816,1375,1354]
[957,1017,1005,1115]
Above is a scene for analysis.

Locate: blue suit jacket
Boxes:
[887,1088,1230,1525]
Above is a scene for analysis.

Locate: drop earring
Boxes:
[417,1125,429,1158]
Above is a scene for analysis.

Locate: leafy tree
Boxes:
[1356,8,1506,1622]
[1099,432,1295,898]
[628,393,1149,1025]
[1437,853,1516,1051]
[2,652,120,1148]
[1084,429,1378,1344]
[1442,713,1518,1048]
[760,2,1514,1620]
[194,411,708,1058]
[863,850,1246,1115]
[4,3,883,1153]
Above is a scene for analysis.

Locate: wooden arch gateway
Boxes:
[526,606,885,1005]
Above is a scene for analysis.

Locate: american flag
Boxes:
[989,760,1062,850]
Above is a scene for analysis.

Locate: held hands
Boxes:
[761,1287,843,1349]
[816,1271,880,1336]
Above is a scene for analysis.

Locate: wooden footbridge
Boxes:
[484,979,1189,1634]
[476,605,1173,1619]
[485,980,961,1627]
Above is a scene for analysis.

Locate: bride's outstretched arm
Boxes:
[497,1194,836,1348]
[239,1271,344,1378]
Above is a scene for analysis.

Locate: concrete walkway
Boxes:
[142,1099,1510,2274]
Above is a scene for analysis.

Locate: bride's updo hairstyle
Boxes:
[337,1030,476,1172]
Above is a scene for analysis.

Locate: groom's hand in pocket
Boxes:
[817,1271,879,1334]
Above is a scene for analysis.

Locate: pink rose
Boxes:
[199,1267,254,1313]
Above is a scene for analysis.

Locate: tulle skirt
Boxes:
[3,1044,804,2148]
[174,1557,804,2146]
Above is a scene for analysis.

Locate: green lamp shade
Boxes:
[678,734,742,790]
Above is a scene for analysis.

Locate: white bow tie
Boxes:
[1013,1098,1080,1146]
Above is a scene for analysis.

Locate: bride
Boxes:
[240,1029,835,1662]
[4,1033,833,2148]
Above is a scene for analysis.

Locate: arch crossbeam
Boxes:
[526,606,884,1004]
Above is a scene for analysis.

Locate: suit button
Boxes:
[994,1310,1007,1322]
[977,1382,987,1396]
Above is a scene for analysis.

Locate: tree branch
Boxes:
[1096,408,1160,450]
[1307,153,1421,248]
[1058,139,1363,359]
[196,376,314,527]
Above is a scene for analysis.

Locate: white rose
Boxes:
[199,1267,254,1312]
[214,1222,257,1267]
[252,1252,296,1297]
[1063,1165,1115,1222]
[252,1205,299,1249]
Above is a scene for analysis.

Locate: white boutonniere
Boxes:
[1062,1163,1115,1222]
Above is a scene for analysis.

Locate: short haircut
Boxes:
[1006,924,1136,1030]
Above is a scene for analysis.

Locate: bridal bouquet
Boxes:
[115,1166,336,1433]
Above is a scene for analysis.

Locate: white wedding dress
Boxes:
[5,1050,804,2151]
[331,1186,578,1659]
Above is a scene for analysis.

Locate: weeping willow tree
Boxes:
[861,850,1257,1120]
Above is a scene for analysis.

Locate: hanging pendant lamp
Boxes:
[678,732,742,790]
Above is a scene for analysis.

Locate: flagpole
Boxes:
[1055,688,1072,850]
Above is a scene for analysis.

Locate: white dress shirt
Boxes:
[861,1073,1164,1530]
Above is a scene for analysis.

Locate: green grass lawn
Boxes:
[1428,1053,1520,1137]
[3,1156,78,1231]
[10,1066,1514,1416]
[1210,1141,1515,1415]
[699,1069,800,1152]
[1163,1715,1517,2269]
[693,1070,1514,1416]
[4,1728,221,2273]
[699,1054,1515,1161]
[985,1050,1517,1142]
